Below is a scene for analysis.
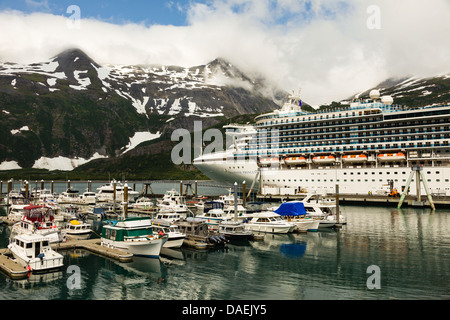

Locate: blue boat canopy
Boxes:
[274,202,307,216]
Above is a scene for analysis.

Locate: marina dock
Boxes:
[0,239,133,280]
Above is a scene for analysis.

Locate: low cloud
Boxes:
[0,0,449,105]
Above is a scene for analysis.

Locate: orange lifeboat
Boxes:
[284,156,307,165]
[342,154,368,163]
[377,152,406,162]
[260,157,280,165]
[312,155,336,164]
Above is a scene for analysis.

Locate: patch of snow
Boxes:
[40,61,59,73]
[166,117,175,123]
[121,131,162,155]
[11,79,16,87]
[47,78,57,86]
[2,110,10,114]
[10,126,30,135]
[32,153,107,171]
[0,161,21,170]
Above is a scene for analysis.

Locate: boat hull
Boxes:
[101,237,166,258]
[244,223,293,234]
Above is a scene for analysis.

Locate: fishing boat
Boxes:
[86,207,108,220]
[155,211,185,223]
[8,233,64,273]
[243,212,295,234]
[11,205,65,243]
[195,201,231,229]
[132,197,154,210]
[157,189,189,214]
[62,220,92,240]
[96,181,140,203]
[295,193,345,227]
[57,188,79,204]
[274,202,320,232]
[78,191,97,205]
[174,218,228,249]
[151,219,186,248]
[218,220,254,241]
[101,217,167,258]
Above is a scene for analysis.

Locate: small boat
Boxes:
[342,154,368,163]
[312,155,336,164]
[157,189,189,214]
[174,218,228,249]
[244,212,295,234]
[284,156,307,165]
[96,181,140,203]
[8,233,64,273]
[57,188,79,203]
[274,202,320,232]
[132,197,154,210]
[11,205,65,243]
[62,220,92,240]
[218,220,253,241]
[377,152,406,162]
[101,217,167,258]
[151,219,186,248]
[155,212,186,223]
[78,191,97,205]
[195,202,231,229]
[87,207,108,220]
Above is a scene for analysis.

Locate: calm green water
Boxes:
[0,195,448,301]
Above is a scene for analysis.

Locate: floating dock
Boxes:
[0,239,133,280]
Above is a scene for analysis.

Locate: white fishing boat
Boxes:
[96,181,139,203]
[218,220,254,240]
[8,233,64,273]
[57,188,79,204]
[132,197,154,210]
[157,189,189,213]
[11,205,65,243]
[151,219,186,248]
[62,220,92,240]
[273,202,320,232]
[244,212,295,234]
[195,201,231,229]
[155,211,186,223]
[101,217,167,258]
[78,191,97,205]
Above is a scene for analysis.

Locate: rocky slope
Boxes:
[0,48,283,170]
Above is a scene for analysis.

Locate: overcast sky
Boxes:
[0,0,449,106]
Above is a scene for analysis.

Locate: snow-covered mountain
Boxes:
[351,73,450,107]
[0,49,283,170]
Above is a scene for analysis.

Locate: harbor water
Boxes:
[0,181,448,301]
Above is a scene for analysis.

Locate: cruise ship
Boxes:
[193,90,450,196]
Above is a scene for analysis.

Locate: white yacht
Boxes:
[195,202,231,229]
[96,181,139,203]
[157,189,189,214]
[151,219,186,248]
[57,188,79,204]
[101,218,167,258]
[132,197,154,210]
[78,191,97,205]
[8,233,64,273]
[11,205,64,243]
[194,90,450,197]
[62,220,92,240]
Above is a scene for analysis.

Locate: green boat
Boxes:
[101,217,168,258]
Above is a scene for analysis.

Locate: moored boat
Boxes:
[8,233,64,273]
[274,202,320,232]
[151,219,186,248]
[62,220,92,240]
[244,212,295,234]
[101,217,167,258]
